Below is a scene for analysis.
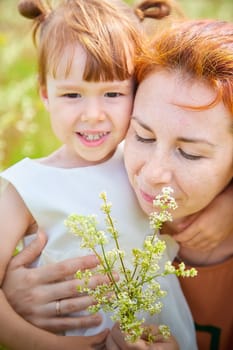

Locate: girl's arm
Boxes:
[0,185,108,349]
[0,289,108,350]
[173,181,233,251]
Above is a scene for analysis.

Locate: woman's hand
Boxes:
[53,329,109,350]
[105,323,179,350]
[173,182,233,251]
[2,230,112,333]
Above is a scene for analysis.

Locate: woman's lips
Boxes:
[139,189,155,204]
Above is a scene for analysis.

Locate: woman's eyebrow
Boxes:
[132,117,216,147]
[178,137,216,147]
[131,116,153,132]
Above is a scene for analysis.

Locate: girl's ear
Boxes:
[39,85,49,110]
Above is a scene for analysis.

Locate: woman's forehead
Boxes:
[133,70,233,135]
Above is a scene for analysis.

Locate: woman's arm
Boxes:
[173,181,233,251]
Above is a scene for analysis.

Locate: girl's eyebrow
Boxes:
[56,81,133,91]
[55,83,81,90]
[132,116,216,147]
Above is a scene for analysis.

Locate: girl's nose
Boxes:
[81,99,106,123]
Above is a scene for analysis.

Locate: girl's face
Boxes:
[124,70,233,224]
[41,44,134,166]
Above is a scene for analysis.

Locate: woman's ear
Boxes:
[39,85,49,110]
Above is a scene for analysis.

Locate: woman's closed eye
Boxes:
[178,148,203,160]
[135,134,156,143]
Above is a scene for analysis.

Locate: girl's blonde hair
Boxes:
[18,0,142,86]
[18,0,185,87]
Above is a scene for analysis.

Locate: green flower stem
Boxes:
[99,243,121,295]
[105,209,130,286]
[130,264,139,281]
[138,273,169,286]
[135,231,157,285]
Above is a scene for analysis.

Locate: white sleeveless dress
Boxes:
[0,146,197,350]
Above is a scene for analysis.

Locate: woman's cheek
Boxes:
[127,157,140,189]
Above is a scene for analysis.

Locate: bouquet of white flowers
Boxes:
[65,187,197,343]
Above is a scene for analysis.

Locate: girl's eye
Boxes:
[178,148,203,160]
[135,134,155,143]
[105,92,122,98]
[63,93,81,98]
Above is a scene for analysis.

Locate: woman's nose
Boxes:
[143,153,173,186]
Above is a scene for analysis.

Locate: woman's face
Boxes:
[124,70,233,222]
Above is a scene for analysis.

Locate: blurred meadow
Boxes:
[0,0,233,171]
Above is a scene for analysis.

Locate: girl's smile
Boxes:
[41,43,134,167]
[76,131,110,147]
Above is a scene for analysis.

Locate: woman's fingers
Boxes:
[55,296,95,315]
[36,255,100,284]
[106,333,121,350]
[9,229,102,284]
[56,330,109,350]
[32,271,117,302]
[38,296,96,317]
[14,291,103,333]
[31,312,103,333]
[109,323,148,350]
[91,329,110,350]
[9,230,47,268]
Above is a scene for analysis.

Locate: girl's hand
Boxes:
[105,323,179,350]
[173,182,233,252]
[2,230,112,333]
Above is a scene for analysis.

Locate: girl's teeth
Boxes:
[80,132,107,141]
